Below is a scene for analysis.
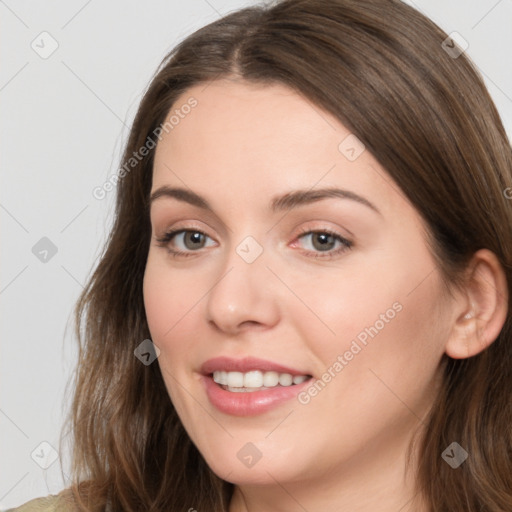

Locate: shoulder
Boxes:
[5,491,78,512]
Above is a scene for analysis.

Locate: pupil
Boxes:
[187,232,203,248]
[313,233,334,251]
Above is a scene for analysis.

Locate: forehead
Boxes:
[150,79,404,222]
[155,79,344,163]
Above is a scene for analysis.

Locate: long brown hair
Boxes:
[61,0,512,510]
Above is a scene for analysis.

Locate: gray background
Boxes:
[1,0,511,508]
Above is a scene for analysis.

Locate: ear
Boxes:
[445,249,509,359]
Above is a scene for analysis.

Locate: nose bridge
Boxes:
[204,232,279,333]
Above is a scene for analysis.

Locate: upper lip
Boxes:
[200,356,311,376]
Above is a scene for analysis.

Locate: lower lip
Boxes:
[201,374,312,416]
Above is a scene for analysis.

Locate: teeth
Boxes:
[263,371,279,387]
[244,370,263,388]
[212,370,310,389]
[279,373,293,386]
[292,375,308,384]
[227,371,244,388]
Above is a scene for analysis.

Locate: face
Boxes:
[143,79,453,489]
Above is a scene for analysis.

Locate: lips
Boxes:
[200,356,310,376]
[199,356,313,416]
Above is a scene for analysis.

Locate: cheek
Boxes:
[143,260,196,412]
[142,258,196,390]
[318,268,446,422]
[297,244,446,393]
[143,255,193,342]
[280,257,404,365]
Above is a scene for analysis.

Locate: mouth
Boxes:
[210,370,313,392]
[199,357,314,416]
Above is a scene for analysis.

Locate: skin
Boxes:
[143,78,508,512]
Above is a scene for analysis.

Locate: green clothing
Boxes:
[5,494,76,512]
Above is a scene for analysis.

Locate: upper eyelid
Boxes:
[149,197,369,239]
[154,216,353,236]
[156,223,347,236]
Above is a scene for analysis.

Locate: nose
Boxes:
[205,244,281,336]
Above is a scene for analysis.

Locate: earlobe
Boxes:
[445,249,509,360]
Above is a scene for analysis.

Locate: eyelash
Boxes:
[155,227,353,260]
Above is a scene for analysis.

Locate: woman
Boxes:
[10,0,512,510]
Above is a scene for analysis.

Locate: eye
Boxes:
[155,226,353,260]
[155,228,216,258]
[293,228,353,259]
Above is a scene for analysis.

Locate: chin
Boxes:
[199,445,309,487]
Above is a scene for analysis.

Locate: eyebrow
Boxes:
[149,186,381,215]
